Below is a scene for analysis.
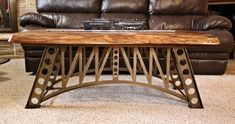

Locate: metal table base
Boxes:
[26,46,203,109]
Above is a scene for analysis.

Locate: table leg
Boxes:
[172,48,203,108]
[233,46,235,59]
[26,46,59,108]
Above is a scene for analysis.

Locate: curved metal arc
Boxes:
[52,69,165,88]
[42,80,186,102]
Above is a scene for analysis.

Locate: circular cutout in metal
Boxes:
[45,58,51,65]
[114,55,118,60]
[188,88,195,95]
[42,68,48,75]
[113,72,118,76]
[47,81,52,87]
[175,81,181,86]
[114,50,119,54]
[48,48,55,55]
[113,67,118,72]
[191,98,198,104]
[31,97,39,104]
[183,69,190,75]
[177,49,184,56]
[185,79,192,85]
[180,59,187,66]
[172,75,178,79]
[35,88,42,95]
[38,78,45,85]
[114,62,118,66]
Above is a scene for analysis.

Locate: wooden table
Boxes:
[10,30,220,108]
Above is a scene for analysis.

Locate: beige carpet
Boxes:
[0,59,235,124]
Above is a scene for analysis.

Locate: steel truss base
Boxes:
[26,46,203,109]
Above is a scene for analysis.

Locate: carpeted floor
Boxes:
[0,59,235,124]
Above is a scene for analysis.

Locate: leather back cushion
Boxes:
[37,0,102,13]
[149,0,208,15]
[101,0,149,13]
[42,13,99,28]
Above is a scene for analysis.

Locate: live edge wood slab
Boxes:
[10,29,220,46]
[9,29,219,109]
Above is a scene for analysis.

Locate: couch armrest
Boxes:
[20,12,55,28]
[194,15,232,30]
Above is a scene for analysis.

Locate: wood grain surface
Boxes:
[9,30,220,46]
[208,0,235,4]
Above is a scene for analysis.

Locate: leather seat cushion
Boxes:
[188,52,229,60]
[190,59,227,75]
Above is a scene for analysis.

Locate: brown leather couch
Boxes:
[19,0,234,75]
